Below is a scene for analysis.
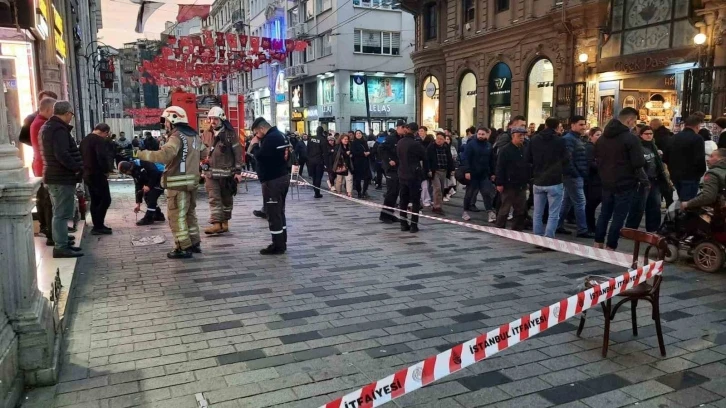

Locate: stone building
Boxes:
[402,0,726,132]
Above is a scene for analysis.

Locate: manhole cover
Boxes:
[131,235,166,246]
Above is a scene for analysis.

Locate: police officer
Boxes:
[306,126,327,198]
[117,160,166,226]
[203,106,245,234]
[138,106,206,259]
[249,117,290,255]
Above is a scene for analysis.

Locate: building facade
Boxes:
[284,0,417,134]
[120,39,162,110]
[403,0,726,132]
[101,46,124,119]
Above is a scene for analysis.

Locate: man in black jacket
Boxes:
[584,128,602,233]
[664,112,707,201]
[495,127,529,230]
[250,117,290,254]
[306,127,326,198]
[426,131,454,215]
[79,123,114,234]
[118,160,166,225]
[594,107,645,250]
[41,101,83,258]
[397,122,428,233]
[525,117,569,239]
[18,90,58,146]
[556,115,593,238]
[144,131,159,151]
[650,119,673,154]
[378,123,404,223]
[461,127,495,222]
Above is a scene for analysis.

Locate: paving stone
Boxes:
[656,370,710,390]
[279,310,319,320]
[216,349,267,365]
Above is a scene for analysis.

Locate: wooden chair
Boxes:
[576,228,668,357]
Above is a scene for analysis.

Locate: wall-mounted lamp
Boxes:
[694,33,707,45]
[578,53,589,63]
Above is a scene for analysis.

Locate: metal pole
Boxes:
[363,75,372,134]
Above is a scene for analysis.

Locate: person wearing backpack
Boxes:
[118,160,166,226]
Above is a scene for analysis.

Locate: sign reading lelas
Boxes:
[52,5,66,59]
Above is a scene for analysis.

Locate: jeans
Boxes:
[421,180,432,206]
[675,179,699,202]
[47,184,76,249]
[585,183,602,232]
[464,178,494,211]
[533,184,564,238]
[595,188,636,250]
[558,177,588,234]
[626,181,662,232]
[85,174,111,229]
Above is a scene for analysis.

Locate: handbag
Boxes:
[334,150,348,175]
[455,167,470,186]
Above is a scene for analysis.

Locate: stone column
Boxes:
[0,65,60,389]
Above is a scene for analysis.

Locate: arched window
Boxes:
[421,75,440,130]
[526,59,554,128]
[459,72,477,130]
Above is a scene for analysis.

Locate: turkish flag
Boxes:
[285,39,294,51]
[202,30,214,47]
[176,4,211,23]
[250,37,260,53]
[294,40,307,51]
[261,37,271,50]
[226,33,238,50]
[239,34,248,48]
[216,32,226,46]
[168,35,177,46]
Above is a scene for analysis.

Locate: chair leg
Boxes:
[602,300,612,358]
[652,297,667,357]
[631,299,639,337]
[577,311,587,337]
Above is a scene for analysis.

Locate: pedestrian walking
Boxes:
[323,135,337,191]
[249,117,290,255]
[495,127,529,230]
[526,117,569,239]
[307,126,327,198]
[79,123,115,234]
[30,97,57,245]
[379,126,403,223]
[556,115,594,238]
[40,100,83,258]
[333,134,354,197]
[461,127,496,222]
[664,112,707,201]
[426,130,454,215]
[594,107,645,250]
[352,130,372,198]
[138,106,205,259]
[397,122,428,233]
[202,107,244,235]
[584,127,602,233]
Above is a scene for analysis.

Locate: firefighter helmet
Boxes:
[161,106,188,125]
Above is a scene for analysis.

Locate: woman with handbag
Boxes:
[333,134,354,197]
[323,135,337,191]
[351,130,372,198]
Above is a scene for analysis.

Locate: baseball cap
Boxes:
[395,119,407,127]
[511,127,527,134]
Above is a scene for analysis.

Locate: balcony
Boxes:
[284,64,308,79]
[286,22,307,39]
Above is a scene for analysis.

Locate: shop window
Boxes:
[603,0,696,57]
[526,59,554,128]
[496,0,509,13]
[463,0,474,23]
[354,30,401,55]
[424,3,437,40]
[458,72,477,130]
[421,75,440,131]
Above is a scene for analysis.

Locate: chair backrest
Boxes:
[620,228,668,269]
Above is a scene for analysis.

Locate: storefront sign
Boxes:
[488,62,512,107]
[52,5,66,59]
[370,104,391,114]
[292,110,304,120]
[425,81,437,98]
[597,48,694,74]
[307,106,319,120]
[34,0,50,39]
[350,76,405,104]
[321,105,333,117]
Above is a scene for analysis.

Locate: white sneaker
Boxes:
[507,214,513,220]
[462,211,471,221]
[487,211,497,223]
[443,197,450,202]
[450,189,456,197]
[424,203,432,208]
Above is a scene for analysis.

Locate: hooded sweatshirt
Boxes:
[595,119,645,192]
[524,127,568,186]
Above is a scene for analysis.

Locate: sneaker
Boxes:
[259,244,286,255]
[167,248,193,259]
[423,203,432,208]
[469,206,481,212]
[449,189,456,197]
[253,210,268,219]
[507,213,513,220]
[53,248,83,258]
[556,227,572,235]
[462,212,471,221]
[443,196,450,202]
[487,211,497,223]
[410,225,419,233]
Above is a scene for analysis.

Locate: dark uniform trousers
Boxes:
[85,174,112,229]
[380,173,399,221]
[309,162,325,194]
[145,187,164,212]
[262,174,290,248]
[399,178,422,227]
[167,189,200,250]
[205,178,234,223]
[496,186,527,231]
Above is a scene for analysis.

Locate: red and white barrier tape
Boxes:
[319,260,663,408]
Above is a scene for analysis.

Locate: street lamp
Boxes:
[578,53,589,82]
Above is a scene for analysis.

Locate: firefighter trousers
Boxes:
[167,189,200,250]
[205,177,234,223]
[261,175,290,249]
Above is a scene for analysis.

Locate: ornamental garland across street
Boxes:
[1,0,726,407]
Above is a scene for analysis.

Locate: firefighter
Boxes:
[203,106,245,234]
[117,159,166,226]
[138,106,206,259]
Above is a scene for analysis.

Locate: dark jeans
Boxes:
[464,177,494,211]
[675,179,699,201]
[298,159,306,178]
[47,184,76,249]
[496,186,527,230]
[308,162,325,196]
[36,183,53,239]
[595,188,636,250]
[85,175,111,229]
[261,174,290,248]
[374,162,383,186]
[626,181,661,232]
[399,178,422,227]
[380,173,399,221]
[585,183,602,232]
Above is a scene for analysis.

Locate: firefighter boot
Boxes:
[221,221,229,232]
[204,223,225,234]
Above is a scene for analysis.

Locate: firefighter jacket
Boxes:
[205,121,244,179]
[138,124,207,192]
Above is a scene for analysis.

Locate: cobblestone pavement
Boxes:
[22,179,726,408]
